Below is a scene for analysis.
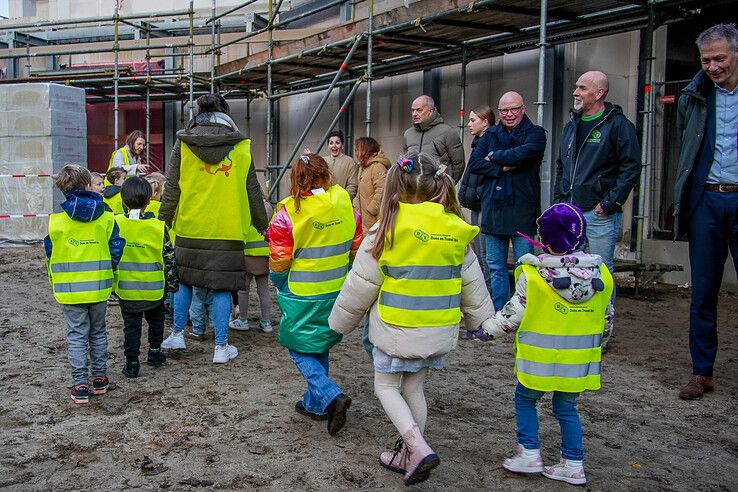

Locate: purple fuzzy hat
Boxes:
[535,202,587,255]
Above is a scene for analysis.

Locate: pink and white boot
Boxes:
[401,424,440,486]
[379,436,409,474]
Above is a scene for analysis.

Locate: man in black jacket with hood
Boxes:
[554,71,641,274]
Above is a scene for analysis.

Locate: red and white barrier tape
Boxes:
[0,173,54,178]
[0,213,50,219]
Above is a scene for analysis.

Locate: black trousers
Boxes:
[120,302,165,360]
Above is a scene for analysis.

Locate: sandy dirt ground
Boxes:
[0,245,737,491]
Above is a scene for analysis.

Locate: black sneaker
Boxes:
[295,401,328,421]
[91,375,109,395]
[327,394,351,435]
[147,348,166,367]
[122,359,140,378]
[70,384,90,404]
[107,294,120,306]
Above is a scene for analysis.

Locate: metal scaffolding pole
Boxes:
[535,0,548,127]
[265,0,282,197]
[146,21,152,165]
[114,2,120,149]
[206,0,259,25]
[0,9,193,32]
[459,45,467,144]
[268,34,364,201]
[189,0,195,119]
[0,41,193,60]
[211,0,217,93]
[316,76,365,153]
[365,0,373,137]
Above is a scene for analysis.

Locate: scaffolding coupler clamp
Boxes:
[413,18,426,32]
[318,44,328,55]
[467,2,475,13]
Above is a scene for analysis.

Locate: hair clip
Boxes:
[435,164,447,177]
[396,158,414,173]
[299,154,310,164]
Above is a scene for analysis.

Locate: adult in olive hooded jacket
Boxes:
[403,95,465,183]
[158,98,269,291]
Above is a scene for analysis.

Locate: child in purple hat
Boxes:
[479,202,615,486]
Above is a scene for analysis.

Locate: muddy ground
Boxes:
[0,245,736,491]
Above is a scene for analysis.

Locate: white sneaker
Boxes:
[229,318,250,331]
[213,343,238,363]
[161,331,186,350]
[502,445,544,474]
[258,319,273,333]
[542,459,586,485]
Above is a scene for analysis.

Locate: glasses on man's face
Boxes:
[498,105,524,116]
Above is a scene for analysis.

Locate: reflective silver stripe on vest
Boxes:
[118,261,163,272]
[245,240,268,250]
[381,265,461,280]
[54,278,114,293]
[117,280,165,291]
[50,260,113,273]
[290,265,348,283]
[295,239,352,259]
[518,332,602,350]
[379,291,461,310]
[517,359,601,378]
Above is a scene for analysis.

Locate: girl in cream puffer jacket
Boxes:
[329,152,493,486]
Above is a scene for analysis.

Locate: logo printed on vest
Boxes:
[586,129,602,144]
[201,147,234,176]
[68,238,80,247]
[554,302,569,315]
[313,219,343,230]
[414,229,430,242]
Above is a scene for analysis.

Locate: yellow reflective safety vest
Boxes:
[279,185,355,296]
[174,140,252,241]
[106,146,131,185]
[146,200,161,218]
[114,215,166,301]
[514,263,614,393]
[377,201,478,327]
[103,191,125,215]
[47,212,116,304]
[244,225,269,257]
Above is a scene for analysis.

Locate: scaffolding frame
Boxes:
[0,0,728,250]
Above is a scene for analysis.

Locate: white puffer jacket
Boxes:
[329,229,494,359]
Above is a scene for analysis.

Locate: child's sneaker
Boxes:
[161,331,186,350]
[185,329,206,341]
[107,293,120,306]
[258,319,273,333]
[213,343,238,363]
[147,348,166,367]
[91,376,109,395]
[70,384,90,404]
[502,445,544,474]
[229,318,250,331]
[542,459,586,485]
[122,359,140,378]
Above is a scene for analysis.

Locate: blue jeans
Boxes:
[362,315,373,360]
[470,210,490,292]
[288,350,342,415]
[189,287,209,335]
[582,210,622,273]
[174,284,231,345]
[687,190,738,376]
[62,302,108,386]
[485,234,532,311]
[514,383,583,460]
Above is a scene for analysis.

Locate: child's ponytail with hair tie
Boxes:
[396,157,414,173]
[435,164,448,178]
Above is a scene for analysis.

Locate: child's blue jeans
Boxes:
[288,350,342,416]
[514,382,584,461]
[173,284,231,346]
[63,302,108,386]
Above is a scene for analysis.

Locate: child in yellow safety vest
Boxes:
[230,198,274,333]
[103,167,127,215]
[269,153,363,437]
[329,152,494,486]
[44,164,126,404]
[115,177,179,378]
[479,202,615,486]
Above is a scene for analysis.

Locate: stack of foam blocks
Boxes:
[0,83,87,242]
